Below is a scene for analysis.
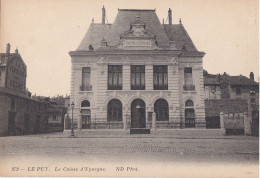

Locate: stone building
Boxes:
[67,7,206,132]
[0,44,48,136]
[0,43,26,94]
[204,71,259,135]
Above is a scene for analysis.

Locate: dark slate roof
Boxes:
[77,9,201,51]
[205,99,248,117]
[227,75,258,86]
[0,53,27,69]
[163,24,197,51]
[77,24,111,51]
[203,72,259,86]
[106,9,170,47]
[204,76,220,85]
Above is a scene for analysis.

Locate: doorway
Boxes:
[131,99,146,128]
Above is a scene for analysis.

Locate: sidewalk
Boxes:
[21,129,258,140]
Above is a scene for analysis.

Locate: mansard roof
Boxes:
[76,9,199,52]
[0,53,27,70]
[204,73,258,86]
[163,24,197,51]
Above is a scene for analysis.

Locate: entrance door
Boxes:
[131,99,146,128]
[82,115,91,129]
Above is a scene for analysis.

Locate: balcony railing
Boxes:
[183,85,195,91]
[80,85,92,91]
[250,90,256,95]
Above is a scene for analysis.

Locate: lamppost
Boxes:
[71,102,75,136]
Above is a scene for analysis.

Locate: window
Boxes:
[154,99,169,121]
[107,99,122,121]
[236,87,241,95]
[184,68,195,90]
[81,67,91,91]
[53,115,57,121]
[81,100,90,107]
[185,100,194,107]
[81,100,91,129]
[184,68,193,85]
[108,65,122,90]
[251,98,255,104]
[185,100,195,128]
[154,65,168,90]
[131,65,145,90]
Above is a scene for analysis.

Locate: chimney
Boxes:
[250,72,254,81]
[6,43,10,54]
[168,8,172,25]
[102,6,106,24]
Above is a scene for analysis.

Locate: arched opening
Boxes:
[81,100,91,129]
[131,99,146,128]
[185,100,194,107]
[81,100,90,107]
[154,99,169,121]
[107,99,122,121]
[185,100,195,128]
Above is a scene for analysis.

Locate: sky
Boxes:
[0,0,259,97]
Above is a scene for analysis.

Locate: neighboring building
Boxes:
[0,86,49,136]
[0,43,27,94]
[34,97,68,132]
[204,77,221,100]
[64,96,70,108]
[67,7,206,132]
[204,71,259,135]
[0,44,48,136]
[46,100,67,132]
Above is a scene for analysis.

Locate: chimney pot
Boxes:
[102,6,106,24]
[6,43,10,54]
[168,8,172,25]
[250,72,254,81]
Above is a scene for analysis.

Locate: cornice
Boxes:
[69,50,181,57]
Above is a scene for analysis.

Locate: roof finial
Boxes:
[179,18,182,24]
[15,46,19,54]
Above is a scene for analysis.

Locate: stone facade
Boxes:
[67,8,206,131]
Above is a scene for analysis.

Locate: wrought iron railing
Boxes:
[183,85,195,91]
[80,85,92,91]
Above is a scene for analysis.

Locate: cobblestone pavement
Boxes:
[0,134,258,162]
[0,134,258,177]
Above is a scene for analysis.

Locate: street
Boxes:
[0,133,259,177]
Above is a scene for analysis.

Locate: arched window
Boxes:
[185,100,195,128]
[80,100,91,129]
[154,99,169,121]
[81,100,90,107]
[107,99,122,121]
[185,100,194,107]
